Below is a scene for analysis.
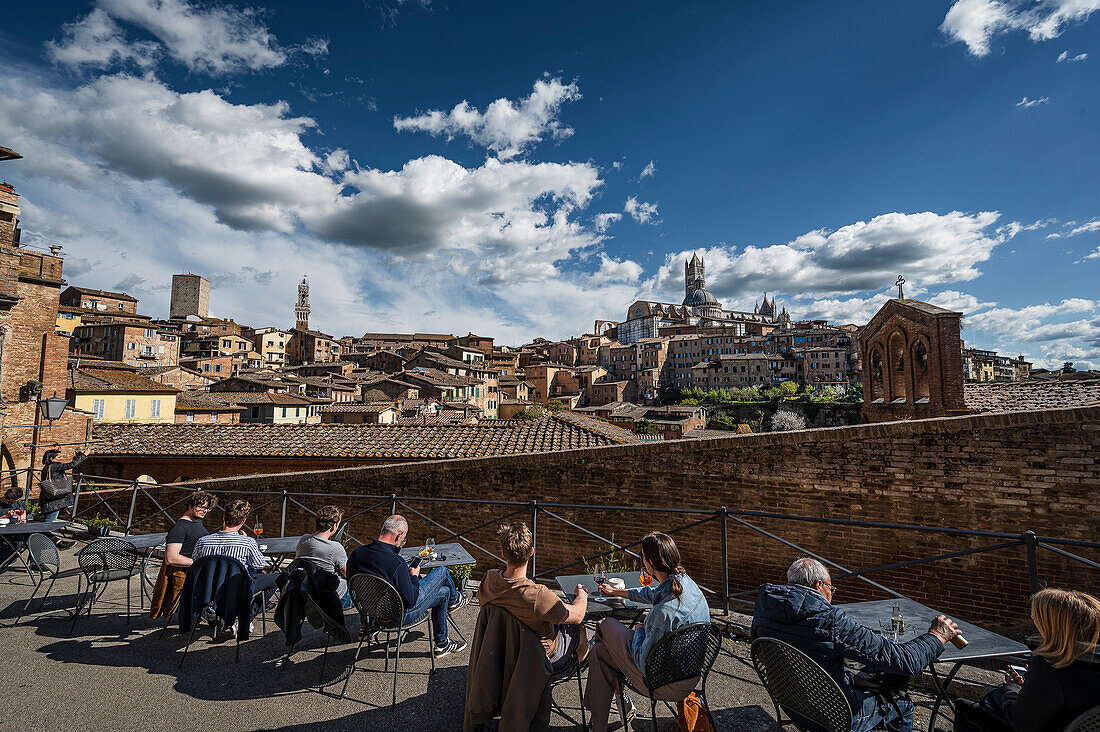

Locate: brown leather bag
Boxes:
[677,692,715,732]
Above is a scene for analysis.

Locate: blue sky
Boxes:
[1,1,1098,367]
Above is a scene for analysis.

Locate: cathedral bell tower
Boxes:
[685,253,706,296]
[295,276,310,331]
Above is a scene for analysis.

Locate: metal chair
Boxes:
[618,622,723,731]
[178,556,271,667]
[750,637,853,732]
[69,537,141,634]
[1065,704,1100,732]
[340,572,436,707]
[548,644,588,729]
[13,533,85,625]
[302,589,351,685]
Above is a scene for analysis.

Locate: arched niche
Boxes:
[889,331,907,400]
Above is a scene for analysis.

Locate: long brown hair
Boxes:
[1031,588,1100,668]
[641,532,685,597]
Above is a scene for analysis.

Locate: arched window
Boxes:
[869,346,884,401]
[888,331,907,400]
[912,339,930,400]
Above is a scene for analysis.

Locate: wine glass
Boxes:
[425,536,435,557]
[254,520,264,537]
[640,570,652,587]
[593,562,607,595]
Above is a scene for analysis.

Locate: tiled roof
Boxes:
[92,414,633,459]
[318,403,396,414]
[554,412,644,444]
[65,286,138,301]
[176,392,245,411]
[68,367,180,393]
[964,378,1100,413]
[200,391,312,406]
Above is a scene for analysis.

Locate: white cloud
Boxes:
[644,211,1011,303]
[1016,95,1050,107]
[591,254,643,285]
[47,0,326,75]
[942,0,1100,57]
[594,212,622,232]
[1057,49,1088,61]
[624,196,659,224]
[639,160,656,179]
[1067,218,1100,236]
[927,289,997,313]
[965,299,1098,340]
[393,76,581,160]
[1085,247,1100,260]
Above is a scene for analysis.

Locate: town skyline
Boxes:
[0,1,1097,368]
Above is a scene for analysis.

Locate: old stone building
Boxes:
[860,298,965,422]
[169,273,210,319]
[72,321,180,368]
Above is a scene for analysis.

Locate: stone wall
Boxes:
[110,406,1099,630]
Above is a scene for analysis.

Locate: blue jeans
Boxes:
[391,566,458,647]
[42,510,60,523]
[851,688,914,732]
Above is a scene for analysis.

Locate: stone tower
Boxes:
[685,253,706,296]
[170,273,210,319]
[295,276,310,331]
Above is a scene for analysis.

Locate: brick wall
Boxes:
[113,406,1099,630]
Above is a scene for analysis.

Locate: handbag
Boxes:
[677,692,715,732]
[38,471,72,502]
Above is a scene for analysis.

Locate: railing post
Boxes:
[531,500,538,579]
[280,490,288,537]
[391,494,397,516]
[125,479,139,536]
[71,474,83,521]
[1025,531,1040,594]
[720,507,729,616]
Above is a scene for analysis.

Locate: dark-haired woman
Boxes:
[582,531,711,732]
[37,449,89,522]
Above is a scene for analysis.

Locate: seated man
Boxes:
[150,490,217,619]
[191,499,278,614]
[478,522,589,673]
[294,504,350,607]
[347,514,469,657]
[752,557,962,732]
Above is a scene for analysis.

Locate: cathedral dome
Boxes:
[683,287,719,307]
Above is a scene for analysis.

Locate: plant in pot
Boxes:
[447,563,475,593]
[86,513,117,537]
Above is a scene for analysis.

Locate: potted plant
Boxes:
[447,563,475,593]
[86,513,117,537]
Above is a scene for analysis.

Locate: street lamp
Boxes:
[40,392,68,423]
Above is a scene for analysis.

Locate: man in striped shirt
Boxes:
[192,499,278,600]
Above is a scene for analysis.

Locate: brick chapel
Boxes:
[859,297,966,422]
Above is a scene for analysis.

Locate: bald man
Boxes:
[347,514,469,657]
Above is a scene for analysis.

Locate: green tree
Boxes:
[635,419,659,435]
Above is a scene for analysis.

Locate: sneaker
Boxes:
[433,638,467,658]
[448,591,471,612]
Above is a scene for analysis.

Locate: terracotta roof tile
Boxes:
[68,367,180,393]
[964,378,1100,413]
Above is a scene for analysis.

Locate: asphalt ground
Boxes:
[0,536,955,732]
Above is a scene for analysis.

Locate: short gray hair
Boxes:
[787,557,830,587]
[381,514,408,536]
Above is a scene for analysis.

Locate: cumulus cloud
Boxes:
[639,160,656,179]
[966,299,1099,343]
[393,76,581,159]
[1016,95,1049,107]
[942,0,1100,57]
[591,254,643,285]
[1085,246,1100,260]
[644,211,1011,303]
[624,196,659,224]
[47,0,326,75]
[1057,49,1088,61]
[594,212,622,232]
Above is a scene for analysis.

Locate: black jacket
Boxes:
[999,653,1100,732]
[751,583,945,706]
[348,539,419,608]
[275,559,349,648]
[179,555,254,641]
[38,452,88,516]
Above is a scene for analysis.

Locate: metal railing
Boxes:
[57,471,1099,619]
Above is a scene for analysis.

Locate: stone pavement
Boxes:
[0,535,955,732]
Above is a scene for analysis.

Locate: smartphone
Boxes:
[408,556,423,568]
[1006,665,1027,680]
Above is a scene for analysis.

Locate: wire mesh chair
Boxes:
[301,589,351,685]
[618,622,723,732]
[1065,705,1100,732]
[548,643,588,729]
[69,537,141,634]
[750,637,853,732]
[340,573,435,707]
[14,533,85,625]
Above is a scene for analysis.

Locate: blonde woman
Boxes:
[956,588,1100,732]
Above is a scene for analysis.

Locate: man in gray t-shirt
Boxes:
[295,506,349,598]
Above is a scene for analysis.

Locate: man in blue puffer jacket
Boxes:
[752,558,962,732]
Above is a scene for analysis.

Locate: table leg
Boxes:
[927,661,962,732]
[0,535,36,585]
